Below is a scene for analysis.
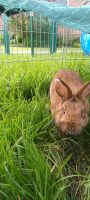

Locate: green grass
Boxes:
[0,54,90,200]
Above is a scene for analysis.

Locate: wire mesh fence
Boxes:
[0,9,88,66]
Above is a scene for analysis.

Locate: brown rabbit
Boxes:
[50,69,90,135]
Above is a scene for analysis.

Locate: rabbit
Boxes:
[50,69,90,135]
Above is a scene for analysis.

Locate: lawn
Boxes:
[0,53,90,200]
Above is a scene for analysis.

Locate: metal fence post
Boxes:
[3,13,10,54]
[50,21,57,54]
[30,12,34,56]
[53,21,57,53]
[50,21,53,54]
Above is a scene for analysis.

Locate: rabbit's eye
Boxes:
[81,110,85,118]
[81,111,83,117]
[62,106,66,114]
[63,110,66,114]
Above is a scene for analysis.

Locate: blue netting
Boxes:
[0,0,90,33]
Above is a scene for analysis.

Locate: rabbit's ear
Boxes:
[76,81,90,100]
[54,78,72,101]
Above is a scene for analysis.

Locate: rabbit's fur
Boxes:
[50,69,90,135]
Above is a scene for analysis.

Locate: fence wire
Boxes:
[0,10,89,66]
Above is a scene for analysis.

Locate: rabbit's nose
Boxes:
[70,131,76,135]
[68,130,77,135]
[69,126,76,134]
[71,127,76,132]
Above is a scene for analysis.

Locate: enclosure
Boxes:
[0,0,90,200]
[0,0,88,66]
